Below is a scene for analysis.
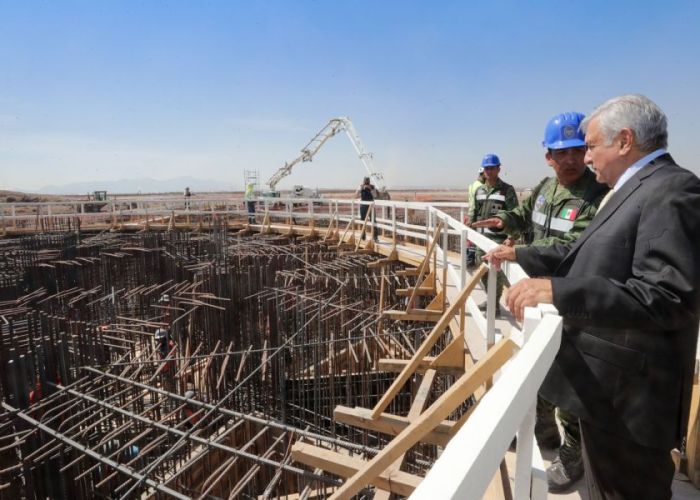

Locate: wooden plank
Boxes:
[371,264,487,419]
[330,337,517,500]
[333,406,454,447]
[367,249,398,269]
[396,268,420,277]
[425,290,445,312]
[374,369,437,500]
[291,442,421,497]
[381,309,443,322]
[407,222,443,309]
[377,358,463,376]
[395,287,436,297]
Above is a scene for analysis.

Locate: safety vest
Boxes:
[245,185,255,201]
[473,179,517,239]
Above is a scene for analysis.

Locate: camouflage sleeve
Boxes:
[496,178,547,239]
[505,184,519,210]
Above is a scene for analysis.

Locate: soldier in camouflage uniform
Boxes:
[469,154,519,312]
[474,112,608,493]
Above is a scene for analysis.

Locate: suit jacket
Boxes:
[516,154,700,450]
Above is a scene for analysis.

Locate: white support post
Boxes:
[486,262,497,347]
[460,228,467,290]
[513,306,542,500]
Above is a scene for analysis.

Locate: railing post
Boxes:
[486,262,497,347]
[351,201,355,234]
[514,307,543,499]
[460,229,467,289]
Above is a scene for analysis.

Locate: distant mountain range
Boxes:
[37,176,238,195]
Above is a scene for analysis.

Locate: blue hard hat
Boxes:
[481,154,501,168]
[543,112,586,149]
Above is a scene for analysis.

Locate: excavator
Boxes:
[263,117,390,199]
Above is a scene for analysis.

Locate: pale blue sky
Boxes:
[1,1,699,192]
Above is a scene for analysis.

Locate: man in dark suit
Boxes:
[486,94,700,499]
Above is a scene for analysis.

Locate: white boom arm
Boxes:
[265,117,389,198]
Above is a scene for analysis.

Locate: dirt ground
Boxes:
[1,187,533,206]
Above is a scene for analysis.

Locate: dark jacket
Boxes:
[515,154,700,450]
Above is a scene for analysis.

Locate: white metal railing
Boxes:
[1,194,560,498]
[411,311,562,499]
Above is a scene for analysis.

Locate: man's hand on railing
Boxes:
[471,217,503,229]
[483,245,516,270]
[505,278,553,321]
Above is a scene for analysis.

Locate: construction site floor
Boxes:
[501,441,700,498]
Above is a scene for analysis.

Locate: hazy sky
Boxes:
[1,1,699,192]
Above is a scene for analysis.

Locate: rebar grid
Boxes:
[0,230,456,498]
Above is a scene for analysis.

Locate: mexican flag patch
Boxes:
[559,207,578,220]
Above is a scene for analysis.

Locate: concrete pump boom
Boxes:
[265,117,389,199]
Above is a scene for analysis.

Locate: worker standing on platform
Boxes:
[357,176,378,241]
[184,187,192,210]
[469,154,518,312]
[473,112,608,492]
[465,167,486,267]
[244,183,256,224]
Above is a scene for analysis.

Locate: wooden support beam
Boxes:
[291,442,422,497]
[407,224,443,309]
[396,286,435,297]
[330,337,518,500]
[371,264,487,419]
[396,268,421,277]
[425,290,445,312]
[381,309,443,322]
[367,248,398,269]
[374,369,438,500]
[333,406,454,447]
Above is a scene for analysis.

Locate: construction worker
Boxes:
[473,112,608,492]
[357,177,378,241]
[469,154,518,312]
[184,187,192,210]
[182,390,201,428]
[155,328,176,376]
[244,183,256,223]
[465,167,486,267]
